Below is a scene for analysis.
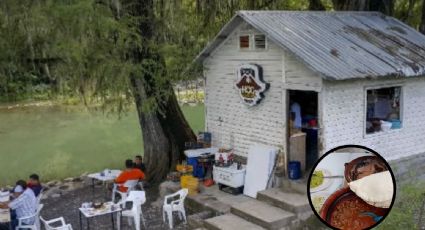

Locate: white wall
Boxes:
[284,52,322,92]
[321,77,425,161]
[204,23,286,156]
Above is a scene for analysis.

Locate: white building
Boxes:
[194,11,425,168]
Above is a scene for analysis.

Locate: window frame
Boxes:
[238,33,268,51]
[238,34,251,51]
[363,84,404,137]
[253,34,267,50]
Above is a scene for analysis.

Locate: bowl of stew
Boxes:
[319,187,388,230]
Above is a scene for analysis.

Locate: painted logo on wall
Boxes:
[235,64,269,106]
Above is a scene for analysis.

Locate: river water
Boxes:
[0,103,204,186]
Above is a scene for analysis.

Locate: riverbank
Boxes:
[0,102,204,187]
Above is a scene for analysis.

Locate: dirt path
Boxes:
[41,183,188,230]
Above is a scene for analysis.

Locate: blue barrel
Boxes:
[187,157,198,177]
[195,165,204,178]
[288,161,301,180]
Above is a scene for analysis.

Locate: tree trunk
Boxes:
[247,0,256,9]
[131,77,195,182]
[400,0,416,23]
[309,0,326,10]
[370,0,394,16]
[124,0,196,182]
[407,0,416,22]
[420,0,425,34]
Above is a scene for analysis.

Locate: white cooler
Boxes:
[213,164,246,188]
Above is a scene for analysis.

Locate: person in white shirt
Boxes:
[0,180,37,229]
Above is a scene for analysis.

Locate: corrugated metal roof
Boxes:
[195,11,425,80]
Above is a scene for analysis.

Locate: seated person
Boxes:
[115,159,145,192]
[134,155,146,173]
[0,180,37,229]
[27,174,43,197]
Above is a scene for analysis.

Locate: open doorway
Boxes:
[288,90,319,175]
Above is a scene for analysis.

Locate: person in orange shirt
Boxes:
[115,159,145,192]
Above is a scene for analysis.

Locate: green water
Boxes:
[0,104,204,186]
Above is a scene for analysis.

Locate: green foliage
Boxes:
[394,0,424,28]
[0,0,424,110]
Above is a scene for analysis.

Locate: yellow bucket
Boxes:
[180,175,199,195]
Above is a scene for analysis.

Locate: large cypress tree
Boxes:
[120,0,196,182]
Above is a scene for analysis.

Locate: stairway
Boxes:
[203,187,312,230]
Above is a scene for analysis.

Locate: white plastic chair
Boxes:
[117,191,146,230]
[40,216,73,230]
[163,188,188,229]
[138,181,144,191]
[112,180,139,204]
[36,189,44,207]
[16,203,44,230]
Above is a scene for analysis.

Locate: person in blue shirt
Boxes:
[27,174,42,197]
[134,155,146,173]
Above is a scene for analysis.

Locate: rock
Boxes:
[44,188,62,198]
[64,177,74,182]
[51,193,61,198]
[59,185,69,190]
[73,177,82,182]
[159,181,181,198]
[47,181,58,187]
[67,182,84,192]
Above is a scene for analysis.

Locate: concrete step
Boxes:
[281,178,308,195]
[230,200,295,230]
[188,211,214,229]
[257,188,311,214]
[204,214,265,230]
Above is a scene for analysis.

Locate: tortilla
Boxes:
[348,171,393,208]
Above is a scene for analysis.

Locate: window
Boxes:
[239,35,250,49]
[239,34,267,50]
[254,34,266,49]
[366,86,402,134]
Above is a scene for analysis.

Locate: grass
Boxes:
[302,180,425,229]
[377,182,425,229]
[0,104,204,186]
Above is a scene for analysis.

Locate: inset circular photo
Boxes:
[307,145,396,230]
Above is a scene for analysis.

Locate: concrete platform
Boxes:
[230,200,295,230]
[257,188,310,214]
[204,214,265,230]
[186,185,253,215]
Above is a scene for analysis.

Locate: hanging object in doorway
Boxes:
[235,64,269,106]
